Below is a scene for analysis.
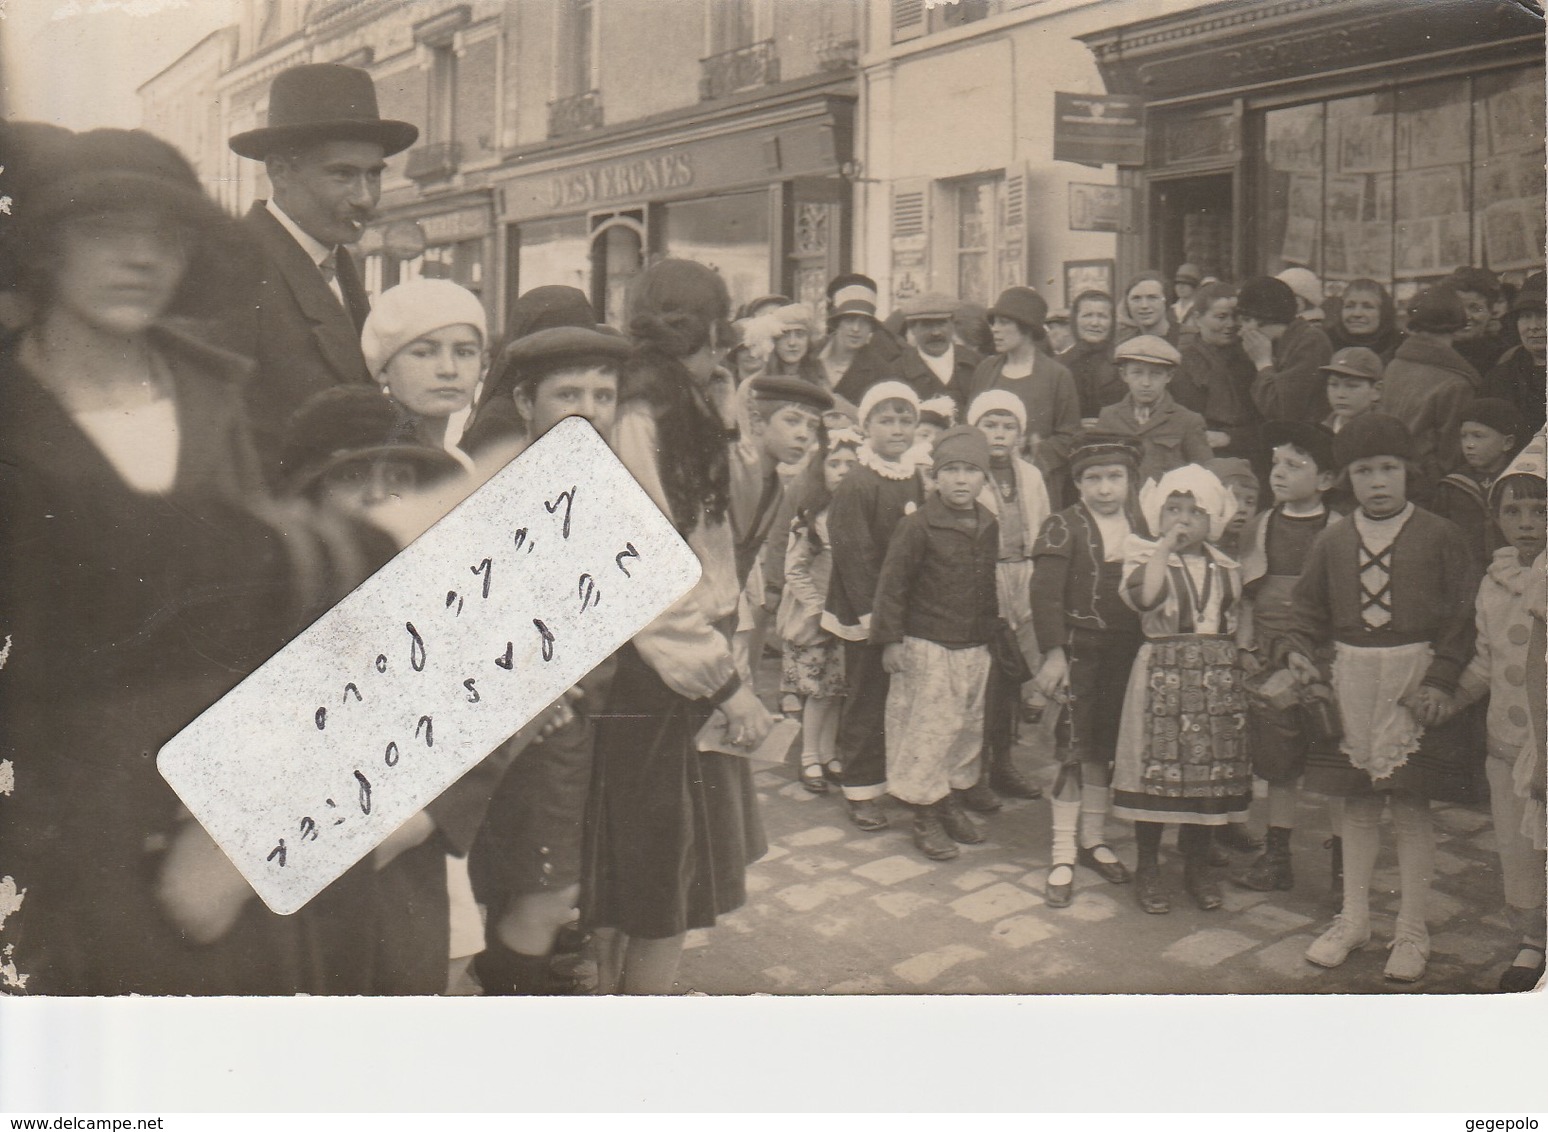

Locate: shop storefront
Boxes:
[495,79,854,326]
[359,193,496,311]
[1079,0,1545,300]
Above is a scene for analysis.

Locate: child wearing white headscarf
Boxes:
[1112,464,1253,914]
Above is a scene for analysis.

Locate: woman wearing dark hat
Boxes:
[1238,274,1335,425]
[582,258,772,994]
[1326,277,1404,362]
[0,130,378,994]
[965,286,1082,500]
[1483,270,1547,434]
[1380,284,1483,496]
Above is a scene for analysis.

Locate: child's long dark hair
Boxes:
[793,428,860,552]
[623,259,732,535]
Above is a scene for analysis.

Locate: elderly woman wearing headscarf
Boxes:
[1112,464,1253,915]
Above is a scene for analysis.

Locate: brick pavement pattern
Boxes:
[676,688,1521,995]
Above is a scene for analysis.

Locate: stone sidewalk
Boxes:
[676,713,1522,996]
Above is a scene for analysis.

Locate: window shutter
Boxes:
[890,179,931,304]
[892,0,926,43]
[998,167,1028,290]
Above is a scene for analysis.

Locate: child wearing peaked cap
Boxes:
[1112,464,1253,915]
[968,390,1052,804]
[871,426,1002,861]
[1321,346,1385,434]
[1030,433,1147,908]
[1281,413,1482,985]
[1095,334,1213,485]
[1446,428,1548,992]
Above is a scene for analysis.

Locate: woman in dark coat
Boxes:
[0,129,376,995]
[581,259,773,994]
[1173,281,1263,470]
[1060,289,1123,421]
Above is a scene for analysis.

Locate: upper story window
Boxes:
[892,0,1030,44]
[710,0,758,54]
[559,0,597,99]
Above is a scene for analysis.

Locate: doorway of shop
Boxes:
[1150,173,1233,283]
[589,210,647,328]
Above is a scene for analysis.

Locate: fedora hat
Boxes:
[230,64,418,160]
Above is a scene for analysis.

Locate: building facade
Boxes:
[137,26,241,211]
[151,0,861,336]
[1079,0,1546,302]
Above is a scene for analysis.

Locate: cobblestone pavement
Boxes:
[676,674,1522,996]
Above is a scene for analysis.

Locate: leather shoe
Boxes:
[1046,862,1074,908]
[846,798,889,831]
[990,763,1043,800]
[1499,946,1546,993]
[1134,863,1170,914]
[1216,823,1263,853]
[1184,863,1224,911]
[911,806,959,861]
[937,795,986,844]
[957,778,1002,813]
[1076,843,1131,885]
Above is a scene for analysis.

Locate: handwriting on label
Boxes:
[158,417,700,915]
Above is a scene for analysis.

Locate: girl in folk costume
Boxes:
[1442,429,1547,992]
[1113,465,1253,914]
[1282,414,1480,985]
[967,390,1052,806]
[1030,435,1147,908]
[822,381,930,830]
[778,427,862,793]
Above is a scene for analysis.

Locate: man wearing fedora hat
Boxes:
[216,62,419,485]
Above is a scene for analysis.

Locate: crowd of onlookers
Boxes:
[0,61,1541,998]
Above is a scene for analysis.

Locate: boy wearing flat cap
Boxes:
[1094,335,1212,484]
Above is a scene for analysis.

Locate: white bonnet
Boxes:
[856,381,920,425]
[967,389,1026,432]
[1140,463,1237,543]
[362,279,488,377]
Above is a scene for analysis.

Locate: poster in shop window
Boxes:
[1337,115,1394,175]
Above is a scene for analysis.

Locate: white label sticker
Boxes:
[158,417,700,915]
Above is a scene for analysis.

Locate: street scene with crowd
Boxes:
[0,10,1544,1002]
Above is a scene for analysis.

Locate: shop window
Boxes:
[663,191,772,313]
[1256,64,1544,298]
[401,238,485,296]
[515,216,590,297]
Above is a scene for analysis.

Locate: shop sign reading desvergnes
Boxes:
[547,152,695,210]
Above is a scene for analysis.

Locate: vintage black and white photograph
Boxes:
[1,0,1545,1026]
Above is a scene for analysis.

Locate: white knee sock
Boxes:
[1078,784,1111,850]
[1339,794,1383,931]
[1391,793,1434,947]
[1051,796,1080,867]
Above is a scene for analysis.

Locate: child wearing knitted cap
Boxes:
[362,278,488,462]
[1205,457,1261,558]
[872,425,1003,860]
[1113,464,1253,914]
[1282,414,1481,985]
[822,381,927,830]
[968,390,1052,805]
[1445,428,1547,992]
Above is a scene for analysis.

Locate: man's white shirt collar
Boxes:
[920,344,956,385]
[266,199,333,267]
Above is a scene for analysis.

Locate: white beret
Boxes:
[362,278,488,377]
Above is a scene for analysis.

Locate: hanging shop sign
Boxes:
[1053,92,1146,167]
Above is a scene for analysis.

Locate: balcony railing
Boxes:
[404,142,461,184]
[699,39,780,101]
[548,89,604,139]
[815,37,859,72]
